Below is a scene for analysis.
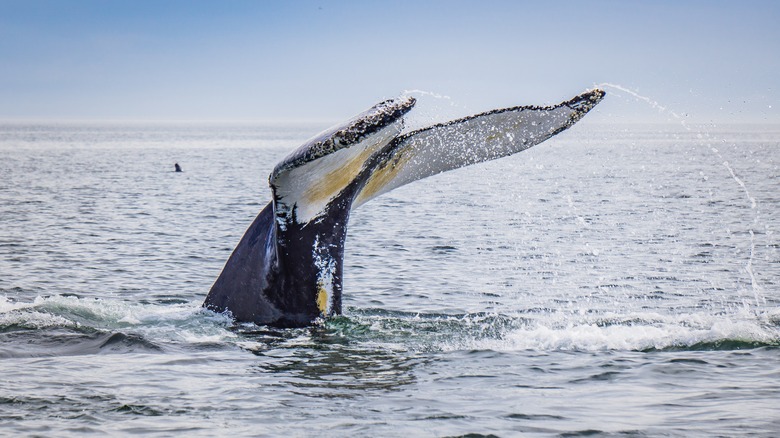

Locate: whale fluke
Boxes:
[204,89,605,327]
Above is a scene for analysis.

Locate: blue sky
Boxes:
[1,0,778,122]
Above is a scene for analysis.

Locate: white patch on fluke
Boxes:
[272,122,402,224]
[312,235,336,315]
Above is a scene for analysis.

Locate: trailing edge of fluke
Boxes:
[204,89,605,327]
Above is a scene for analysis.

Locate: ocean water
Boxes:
[1,120,779,436]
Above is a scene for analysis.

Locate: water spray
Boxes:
[594,82,765,308]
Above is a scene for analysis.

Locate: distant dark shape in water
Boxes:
[175,163,182,172]
[204,89,606,327]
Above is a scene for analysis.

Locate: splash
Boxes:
[4,296,777,355]
[596,83,680,118]
[469,311,779,352]
[0,295,237,357]
[340,309,780,353]
[398,89,469,134]
[594,82,765,308]
[401,89,454,101]
[595,82,757,208]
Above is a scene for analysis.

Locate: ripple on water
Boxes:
[1,122,780,436]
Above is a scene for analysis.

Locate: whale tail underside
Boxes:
[204,89,605,327]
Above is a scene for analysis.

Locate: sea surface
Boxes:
[1,119,779,436]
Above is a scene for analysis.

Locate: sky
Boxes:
[0,0,778,123]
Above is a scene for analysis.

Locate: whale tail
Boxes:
[204,89,605,327]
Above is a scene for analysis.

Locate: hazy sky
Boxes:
[1,0,778,123]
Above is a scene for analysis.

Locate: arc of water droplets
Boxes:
[399,89,468,134]
[401,89,454,101]
[595,83,765,308]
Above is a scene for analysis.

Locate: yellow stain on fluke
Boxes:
[316,283,329,314]
[304,146,376,207]
[355,148,412,205]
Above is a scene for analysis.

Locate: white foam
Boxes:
[1,294,236,344]
[449,310,780,352]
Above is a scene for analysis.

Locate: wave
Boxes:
[472,313,779,352]
[339,307,780,353]
[0,295,235,358]
[2,295,778,357]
